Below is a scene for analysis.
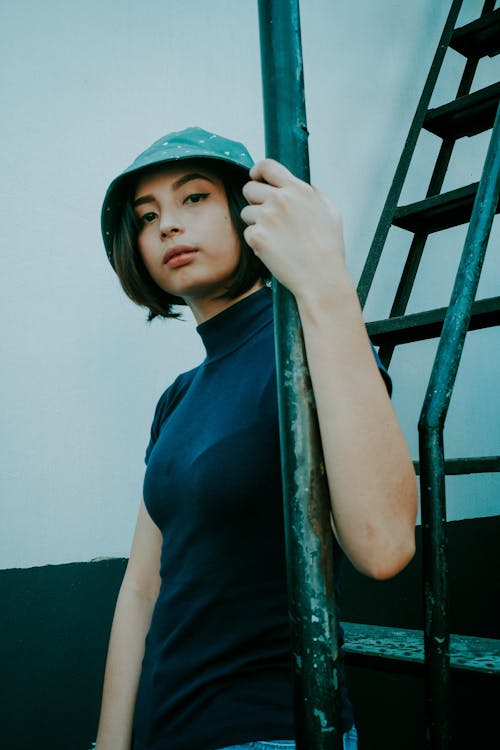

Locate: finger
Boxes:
[243,224,266,256]
[240,203,261,227]
[249,158,298,188]
[242,180,276,205]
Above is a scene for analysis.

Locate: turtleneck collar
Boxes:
[196,286,273,362]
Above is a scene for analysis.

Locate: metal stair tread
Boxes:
[450,8,500,59]
[424,82,500,139]
[366,295,500,345]
[392,181,500,233]
[342,622,500,674]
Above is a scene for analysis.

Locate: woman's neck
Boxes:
[186,280,266,324]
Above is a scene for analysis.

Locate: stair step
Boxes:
[424,83,500,139]
[392,182,500,234]
[413,456,500,475]
[450,8,500,59]
[342,622,500,674]
[366,295,500,346]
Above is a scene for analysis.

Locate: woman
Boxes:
[96,127,417,750]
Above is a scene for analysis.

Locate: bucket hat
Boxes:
[101,126,254,268]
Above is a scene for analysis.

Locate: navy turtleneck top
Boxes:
[133,286,380,749]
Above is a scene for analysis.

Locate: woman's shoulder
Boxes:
[145,366,199,462]
[152,366,198,425]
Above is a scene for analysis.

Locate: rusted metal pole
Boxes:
[419,102,500,750]
[257,1,342,748]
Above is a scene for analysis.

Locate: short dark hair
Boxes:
[112,160,270,320]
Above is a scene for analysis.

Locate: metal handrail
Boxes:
[258,1,342,747]
[418,102,500,750]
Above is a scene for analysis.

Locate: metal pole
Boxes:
[257,2,342,748]
[419,102,500,749]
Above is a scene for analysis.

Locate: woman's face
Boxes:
[133,161,245,322]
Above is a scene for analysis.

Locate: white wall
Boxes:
[1,0,498,569]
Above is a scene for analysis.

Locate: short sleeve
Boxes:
[145,389,171,464]
[144,368,198,464]
[370,343,392,397]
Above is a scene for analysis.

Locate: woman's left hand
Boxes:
[241,158,348,302]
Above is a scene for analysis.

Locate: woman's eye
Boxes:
[184,192,209,205]
[138,211,157,226]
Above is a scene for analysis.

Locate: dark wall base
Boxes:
[347,664,499,750]
[0,558,126,750]
[340,515,500,638]
[0,516,498,749]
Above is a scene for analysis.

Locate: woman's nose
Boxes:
[159,214,184,239]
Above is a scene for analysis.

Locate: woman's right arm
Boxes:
[95,500,162,750]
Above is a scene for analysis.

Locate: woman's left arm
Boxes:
[242,159,418,580]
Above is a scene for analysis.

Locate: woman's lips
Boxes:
[163,246,198,268]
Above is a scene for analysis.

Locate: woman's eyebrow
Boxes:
[133,194,155,209]
[133,173,215,209]
[172,172,216,190]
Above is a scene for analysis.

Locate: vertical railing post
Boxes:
[257,1,342,748]
[419,102,500,750]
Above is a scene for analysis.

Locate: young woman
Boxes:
[96,126,417,750]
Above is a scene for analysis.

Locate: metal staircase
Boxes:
[257,0,499,748]
[351,1,500,748]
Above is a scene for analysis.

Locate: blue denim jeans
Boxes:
[217,725,358,750]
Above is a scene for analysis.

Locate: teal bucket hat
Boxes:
[101,126,254,268]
